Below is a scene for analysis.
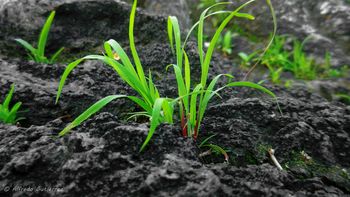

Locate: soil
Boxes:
[0,0,350,196]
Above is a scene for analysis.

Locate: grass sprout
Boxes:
[56,0,174,152]
[242,35,349,82]
[0,84,23,124]
[168,0,280,140]
[15,11,64,64]
[218,30,233,55]
[199,134,229,162]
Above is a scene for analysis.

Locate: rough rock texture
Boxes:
[138,0,191,31]
[0,0,168,59]
[0,92,349,196]
[0,0,349,196]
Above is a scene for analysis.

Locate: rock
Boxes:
[205,90,350,167]
[0,0,168,59]
[138,0,191,31]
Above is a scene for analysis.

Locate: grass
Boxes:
[241,35,349,82]
[199,134,229,162]
[196,0,260,56]
[336,93,350,105]
[15,11,64,64]
[217,30,233,55]
[197,0,226,28]
[0,84,23,124]
[57,0,175,152]
[285,151,350,185]
[56,0,280,152]
[168,0,280,139]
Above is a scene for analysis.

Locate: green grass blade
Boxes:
[198,2,232,65]
[162,99,174,123]
[56,58,84,104]
[201,0,256,87]
[148,70,157,100]
[49,47,65,63]
[167,17,175,54]
[183,50,191,93]
[105,40,139,80]
[238,52,249,62]
[56,53,154,109]
[139,98,167,152]
[88,53,145,93]
[244,0,277,79]
[127,112,151,121]
[3,84,15,110]
[128,96,152,114]
[198,74,228,128]
[199,134,217,147]
[226,81,282,114]
[204,144,229,162]
[234,12,255,20]
[173,64,189,111]
[129,0,148,91]
[59,95,127,136]
[14,38,37,56]
[38,11,56,57]
[183,10,230,48]
[6,102,22,123]
[189,84,203,135]
[184,10,255,49]
[27,53,35,61]
[0,104,6,120]
[168,16,183,70]
[226,81,276,98]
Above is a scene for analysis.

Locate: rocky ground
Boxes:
[0,0,349,196]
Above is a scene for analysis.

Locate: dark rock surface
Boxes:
[0,0,167,59]
[0,0,349,196]
[136,0,192,31]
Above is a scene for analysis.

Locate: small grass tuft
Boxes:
[241,35,349,82]
[0,84,23,124]
[168,0,280,139]
[15,11,64,64]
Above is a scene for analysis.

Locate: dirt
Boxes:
[0,0,350,196]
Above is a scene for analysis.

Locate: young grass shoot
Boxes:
[167,0,280,140]
[0,84,23,124]
[56,0,174,152]
[15,11,64,64]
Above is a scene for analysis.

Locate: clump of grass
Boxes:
[15,11,64,64]
[56,0,280,152]
[0,84,23,124]
[56,0,174,152]
[168,0,280,140]
[242,35,349,82]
